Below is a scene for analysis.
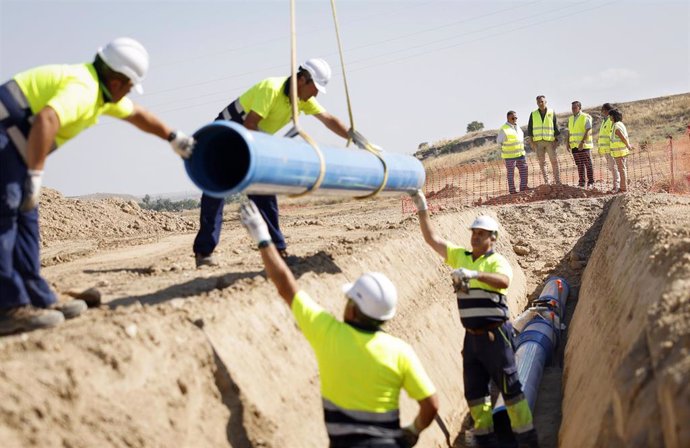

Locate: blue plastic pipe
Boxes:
[492,277,570,438]
[184,121,426,198]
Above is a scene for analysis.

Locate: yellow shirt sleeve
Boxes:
[445,243,467,269]
[291,290,336,346]
[45,82,92,129]
[399,344,436,400]
[102,97,134,119]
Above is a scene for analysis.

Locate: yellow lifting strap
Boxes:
[288,0,326,198]
[329,0,389,199]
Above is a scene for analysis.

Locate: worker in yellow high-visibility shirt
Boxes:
[0,37,195,335]
[239,200,439,447]
[497,111,529,194]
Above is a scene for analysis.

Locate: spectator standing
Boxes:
[527,95,561,185]
[566,101,595,187]
[497,111,528,194]
[608,109,634,192]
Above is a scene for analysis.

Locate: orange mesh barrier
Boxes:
[402,135,690,213]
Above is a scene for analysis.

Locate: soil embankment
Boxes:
[0,193,688,447]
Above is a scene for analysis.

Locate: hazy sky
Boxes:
[1,0,688,197]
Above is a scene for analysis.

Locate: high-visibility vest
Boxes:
[531,109,556,142]
[609,122,630,157]
[500,124,525,159]
[568,113,593,149]
[597,117,613,155]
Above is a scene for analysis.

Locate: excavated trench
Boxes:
[0,194,688,448]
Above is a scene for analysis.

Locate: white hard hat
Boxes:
[97,37,149,94]
[300,58,331,93]
[342,272,397,321]
[469,215,499,232]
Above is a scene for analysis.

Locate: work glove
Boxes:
[169,130,195,159]
[20,169,44,212]
[401,423,420,447]
[451,268,478,294]
[348,128,382,152]
[408,189,428,212]
[239,201,272,246]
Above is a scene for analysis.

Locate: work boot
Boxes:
[50,299,87,319]
[473,432,500,448]
[195,253,220,268]
[515,429,539,448]
[0,305,64,336]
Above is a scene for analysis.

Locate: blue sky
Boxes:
[1,0,688,196]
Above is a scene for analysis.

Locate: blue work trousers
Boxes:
[0,130,56,310]
[463,322,523,403]
[192,193,286,254]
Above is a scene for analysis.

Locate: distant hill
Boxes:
[71,191,201,202]
[415,92,690,165]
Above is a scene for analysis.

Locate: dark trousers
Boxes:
[192,193,286,255]
[504,156,528,194]
[0,130,56,310]
[463,322,523,403]
[330,436,404,448]
[571,148,594,186]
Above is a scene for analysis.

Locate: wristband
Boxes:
[258,240,273,249]
[167,131,177,142]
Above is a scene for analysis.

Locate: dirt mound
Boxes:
[561,194,690,448]
[39,188,196,266]
[0,192,688,447]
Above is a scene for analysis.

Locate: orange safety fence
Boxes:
[402,134,690,213]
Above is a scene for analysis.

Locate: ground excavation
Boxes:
[0,189,688,447]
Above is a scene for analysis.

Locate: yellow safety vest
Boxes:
[609,122,630,157]
[568,113,593,149]
[500,124,525,159]
[597,117,613,155]
[531,109,556,142]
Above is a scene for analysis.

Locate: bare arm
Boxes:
[123,104,173,140]
[25,106,60,170]
[476,272,510,289]
[413,394,439,432]
[243,111,262,131]
[314,112,349,139]
[260,244,299,306]
[615,128,634,150]
[417,210,448,259]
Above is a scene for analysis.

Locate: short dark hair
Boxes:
[571,101,582,108]
[536,95,546,101]
[507,110,516,119]
[349,300,385,330]
[609,109,623,122]
[602,103,613,112]
[93,54,130,84]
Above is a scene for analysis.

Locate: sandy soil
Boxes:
[0,189,688,447]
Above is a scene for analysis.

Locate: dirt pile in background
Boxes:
[39,188,196,265]
[561,194,690,448]
[0,191,688,447]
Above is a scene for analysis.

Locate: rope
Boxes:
[288,0,326,198]
[329,0,389,199]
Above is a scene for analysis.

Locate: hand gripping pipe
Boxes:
[184,121,425,198]
[492,277,570,442]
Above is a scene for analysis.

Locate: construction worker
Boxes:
[608,109,635,192]
[0,37,196,335]
[497,111,529,194]
[527,95,561,185]
[409,190,538,448]
[596,103,619,192]
[566,101,595,187]
[193,58,377,267]
[239,200,439,447]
